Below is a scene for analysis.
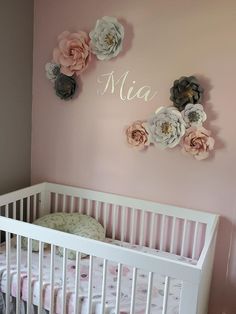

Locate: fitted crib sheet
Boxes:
[0,238,197,314]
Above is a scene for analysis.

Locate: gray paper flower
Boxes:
[147,106,186,149]
[89,16,124,61]
[45,62,61,82]
[181,103,207,127]
[170,76,204,111]
[54,74,77,100]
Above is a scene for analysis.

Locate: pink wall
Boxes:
[32,1,236,313]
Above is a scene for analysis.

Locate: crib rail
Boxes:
[0,216,201,314]
[0,217,201,280]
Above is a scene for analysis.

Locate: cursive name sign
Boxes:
[97,70,157,102]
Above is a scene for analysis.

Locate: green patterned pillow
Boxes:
[22,212,105,259]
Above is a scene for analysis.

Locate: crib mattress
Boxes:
[0,238,196,314]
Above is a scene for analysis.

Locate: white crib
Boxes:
[0,182,218,314]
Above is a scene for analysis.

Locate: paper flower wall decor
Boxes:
[45,16,125,100]
[170,76,204,111]
[89,16,124,61]
[126,76,215,160]
[126,121,150,150]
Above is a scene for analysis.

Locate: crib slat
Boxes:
[70,196,75,213]
[115,263,122,314]
[103,203,109,235]
[162,276,170,314]
[78,198,83,213]
[192,222,199,259]
[54,193,58,213]
[121,206,126,242]
[62,194,66,212]
[6,232,10,314]
[74,252,81,314]
[27,238,32,314]
[145,272,153,314]
[130,267,137,314]
[181,220,187,256]
[20,199,23,221]
[16,235,21,314]
[5,204,9,217]
[131,208,136,244]
[150,212,156,248]
[87,255,93,314]
[38,241,44,314]
[170,217,176,253]
[95,201,99,221]
[112,205,118,239]
[50,244,55,314]
[140,210,145,245]
[87,199,92,216]
[160,215,166,251]
[33,195,37,219]
[62,248,68,314]
[27,197,30,222]
[100,259,107,314]
[13,201,16,220]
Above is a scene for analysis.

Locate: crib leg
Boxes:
[179,281,199,314]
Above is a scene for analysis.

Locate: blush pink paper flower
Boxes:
[126,121,150,150]
[181,126,215,160]
[53,31,91,76]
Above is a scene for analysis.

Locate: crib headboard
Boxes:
[44,182,217,261]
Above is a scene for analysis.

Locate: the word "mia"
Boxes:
[97,70,157,102]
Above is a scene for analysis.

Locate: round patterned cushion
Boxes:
[22,212,105,259]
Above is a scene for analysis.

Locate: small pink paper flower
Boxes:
[53,31,91,76]
[126,121,150,150]
[181,126,215,160]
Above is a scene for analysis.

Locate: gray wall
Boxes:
[0,1,34,194]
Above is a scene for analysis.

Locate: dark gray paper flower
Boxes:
[54,74,77,100]
[170,76,204,111]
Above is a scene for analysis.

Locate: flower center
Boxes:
[69,48,75,56]
[161,122,172,134]
[105,33,115,45]
[183,87,195,99]
[132,130,142,141]
[188,111,200,122]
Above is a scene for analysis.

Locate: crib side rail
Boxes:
[45,182,218,260]
[0,215,202,314]
[0,216,201,282]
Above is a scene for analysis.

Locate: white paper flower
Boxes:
[147,107,186,149]
[89,16,124,61]
[181,103,207,127]
[45,62,61,82]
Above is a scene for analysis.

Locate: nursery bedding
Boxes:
[0,238,196,314]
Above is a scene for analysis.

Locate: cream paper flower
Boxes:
[181,103,207,127]
[148,107,186,148]
[89,16,124,61]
